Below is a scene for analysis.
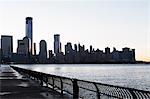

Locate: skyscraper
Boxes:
[1,35,13,59]
[54,34,61,55]
[26,17,33,54]
[39,40,47,63]
[65,42,73,54]
[17,37,30,55]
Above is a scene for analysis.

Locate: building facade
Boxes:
[1,35,13,59]
[39,40,47,63]
[26,17,33,54]
[17,37,30,55]
[54,34,61,55]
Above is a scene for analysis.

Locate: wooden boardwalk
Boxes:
[0,65,70,99]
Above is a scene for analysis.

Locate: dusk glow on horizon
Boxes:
[0,0,150,61]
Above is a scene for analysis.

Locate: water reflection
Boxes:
[55,67,61,70]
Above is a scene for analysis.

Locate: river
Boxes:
[13,64,150,91]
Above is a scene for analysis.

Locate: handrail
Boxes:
[11,66,150,99]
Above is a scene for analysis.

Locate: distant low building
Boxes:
[112,48,120,62]
[121,47,135,62]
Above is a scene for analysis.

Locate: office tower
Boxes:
[54,34,61,55]
[17,37,30,55]
[26,17,33,54]
[65,42,73,54]
[39,40,47,63]
[1,35,13,58]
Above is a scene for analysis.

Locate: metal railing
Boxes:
[11,66,150,99]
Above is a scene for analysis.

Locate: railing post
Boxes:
[60,78,63,95]
[45,76,48,87]
[40,73,43,86]
[52,76,55,90]
[73,79,79,99]
[94,83,100,99]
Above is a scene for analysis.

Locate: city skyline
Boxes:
[0,33,136,64]
[0,0,150,61]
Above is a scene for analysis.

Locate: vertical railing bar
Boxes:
[60,77,63,95]
[135,91,144,99]
[128,89,137,99]
[139,91,146,99]
[105,86,109,96]
[121,89,128,98]
[100,85,105,94]
[73,79,79,99]
[116,88,121,98]
[137,91,143,99]
[109,86,114,97]
[125,89,132,99]
[40,73,42,85]
[42,74,46,86]
[46,75,48,87]
[125,89,131,99]
[52,76,55,90]
[147,93,150,98]
[143,92,149,99]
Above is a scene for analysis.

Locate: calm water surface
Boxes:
[14,64,150,91]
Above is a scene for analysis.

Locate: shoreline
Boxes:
[1,61,150,65]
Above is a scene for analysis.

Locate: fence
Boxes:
[11,66,150,99]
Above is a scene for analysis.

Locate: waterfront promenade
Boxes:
[1,65,150,99]
[0,65,70,99]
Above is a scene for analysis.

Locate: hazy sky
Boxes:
[0,0,150,61]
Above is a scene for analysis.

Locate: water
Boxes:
[13,64,150,91]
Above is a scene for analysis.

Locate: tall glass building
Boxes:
[54,34,61,55]
[26,17,33,54]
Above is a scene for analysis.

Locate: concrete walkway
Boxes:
[0,65,71,99]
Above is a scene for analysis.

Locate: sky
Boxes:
[0,0,150,61]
